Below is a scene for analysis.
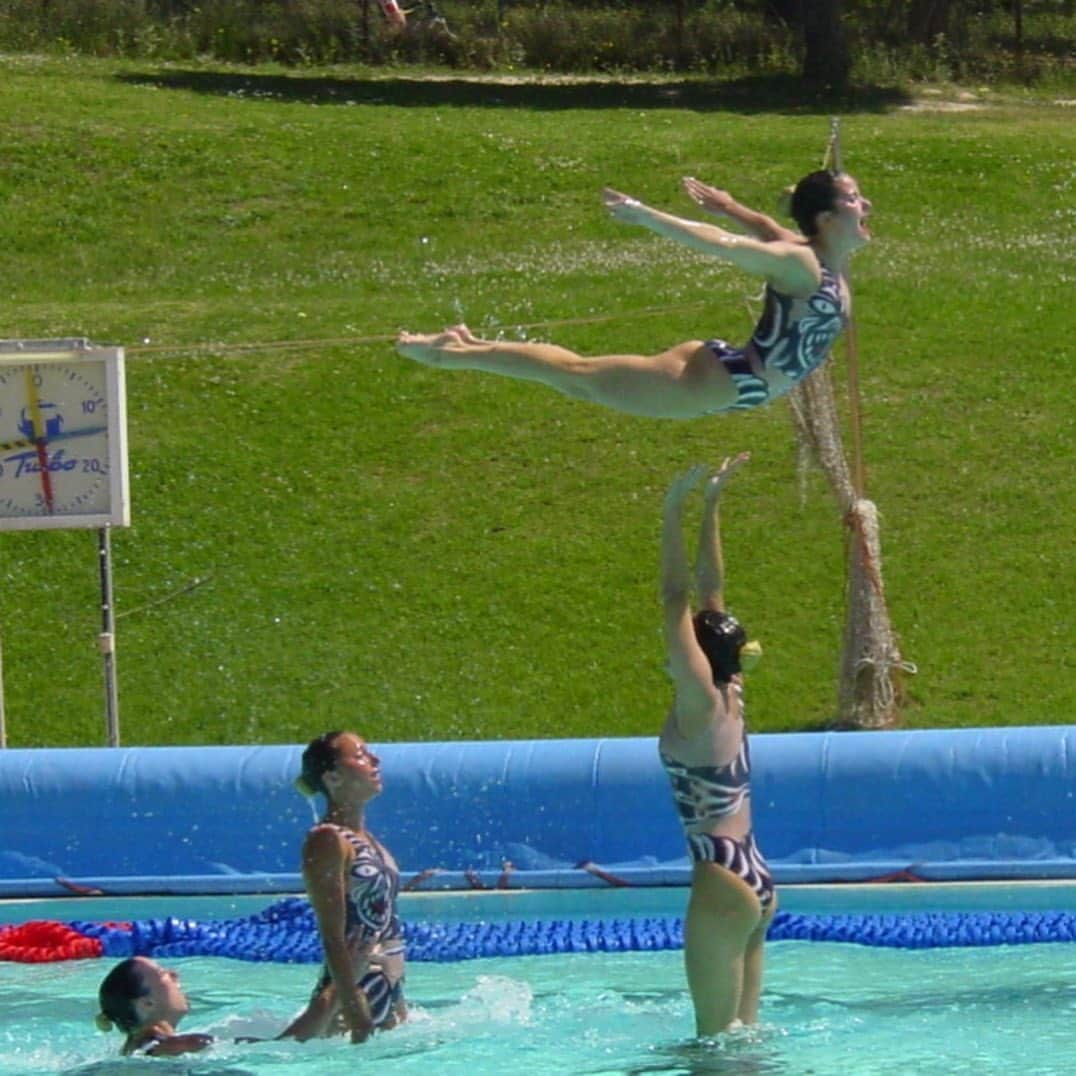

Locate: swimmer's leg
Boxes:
[682,862,764,1037]
[737,891,777,1026]
[396,327,739,419]
[277,987,337,1041]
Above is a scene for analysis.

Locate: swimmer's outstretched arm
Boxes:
[682,178,801,245]
[695,452,749,614]
[662,465,723,740]
[603,188,818,296]
[142,1030,214,1057]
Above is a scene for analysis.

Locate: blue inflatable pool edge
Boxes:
[2,726,1076,896]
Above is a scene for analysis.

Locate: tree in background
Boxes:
[763,0,852,88]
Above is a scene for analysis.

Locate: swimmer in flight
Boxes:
[396,171,871,418]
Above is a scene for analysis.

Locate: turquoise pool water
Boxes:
[2,884,1075,1075]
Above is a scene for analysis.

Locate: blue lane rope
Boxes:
[53,897,1076,965]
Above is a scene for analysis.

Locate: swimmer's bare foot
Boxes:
[396,328,467,365]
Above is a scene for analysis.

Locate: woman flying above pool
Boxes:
[658,453,776,1036]
[279,730,407,1045]
[396,171,871,419]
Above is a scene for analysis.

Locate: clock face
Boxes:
[0,355,125,526]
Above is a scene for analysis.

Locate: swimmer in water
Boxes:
[279,730,407,1045]
[657,454,777,1036]
[96,956,213,1057]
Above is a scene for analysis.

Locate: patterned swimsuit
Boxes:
[660,686,774,907]
[706,266,846,412]
[310,825,406,1026]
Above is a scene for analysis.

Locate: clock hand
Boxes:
[0,424,108,453]
[23,367,54,513]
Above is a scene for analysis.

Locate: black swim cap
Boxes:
[692,610,748,684]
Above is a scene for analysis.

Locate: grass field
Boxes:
[0,56,1072,747]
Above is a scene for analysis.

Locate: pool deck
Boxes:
[4,879,1076,927]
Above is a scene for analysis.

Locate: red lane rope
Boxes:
[0,920,102,963]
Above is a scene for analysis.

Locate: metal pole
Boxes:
[97,526,120,746]
[828,115,842,172]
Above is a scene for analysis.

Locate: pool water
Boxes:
[3,885,1076,1075]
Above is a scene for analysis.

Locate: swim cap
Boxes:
[692,610,749,684]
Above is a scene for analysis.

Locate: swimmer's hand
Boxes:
[664,464,709,511]
[145,1031,214,1057]
[682,177,736,217]
[703,452,750,503]
[602,187,648,225]
[342,987,375,1045]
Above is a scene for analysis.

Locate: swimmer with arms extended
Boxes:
[659,453,776,1036]
[397,171,871,419]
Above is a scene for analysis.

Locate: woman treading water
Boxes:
[396,171,871,419]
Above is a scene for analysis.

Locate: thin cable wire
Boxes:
[122,301,711,362]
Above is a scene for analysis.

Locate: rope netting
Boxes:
[787,119,914,729]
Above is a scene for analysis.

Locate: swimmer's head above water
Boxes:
[295,729,344,797]
[295,729,383,803]
[96,956,190,1035]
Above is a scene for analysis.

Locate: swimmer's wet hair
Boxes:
[779,170,843,237]
[97,958,146,1034]
[295,730,345,798]
[693,610,749,685]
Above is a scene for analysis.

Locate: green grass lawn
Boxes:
[0,56,1072,746]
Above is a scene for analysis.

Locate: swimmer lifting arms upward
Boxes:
[397,173,871,419]
[658,453,776,1036]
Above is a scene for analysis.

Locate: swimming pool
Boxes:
[3,883,1075,1074]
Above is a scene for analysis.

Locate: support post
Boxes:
[97,526,120,746]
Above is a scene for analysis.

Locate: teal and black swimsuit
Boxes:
[706,266,846,412]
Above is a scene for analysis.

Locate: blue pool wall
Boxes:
[1,725,1074,897]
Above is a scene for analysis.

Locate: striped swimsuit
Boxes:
[660,686,774,907]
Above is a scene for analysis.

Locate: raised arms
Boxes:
[681,177,801,245]
[695,453,750,613]
[662,458,750,739]
[603,187,819,297]
[662,466,722,739]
